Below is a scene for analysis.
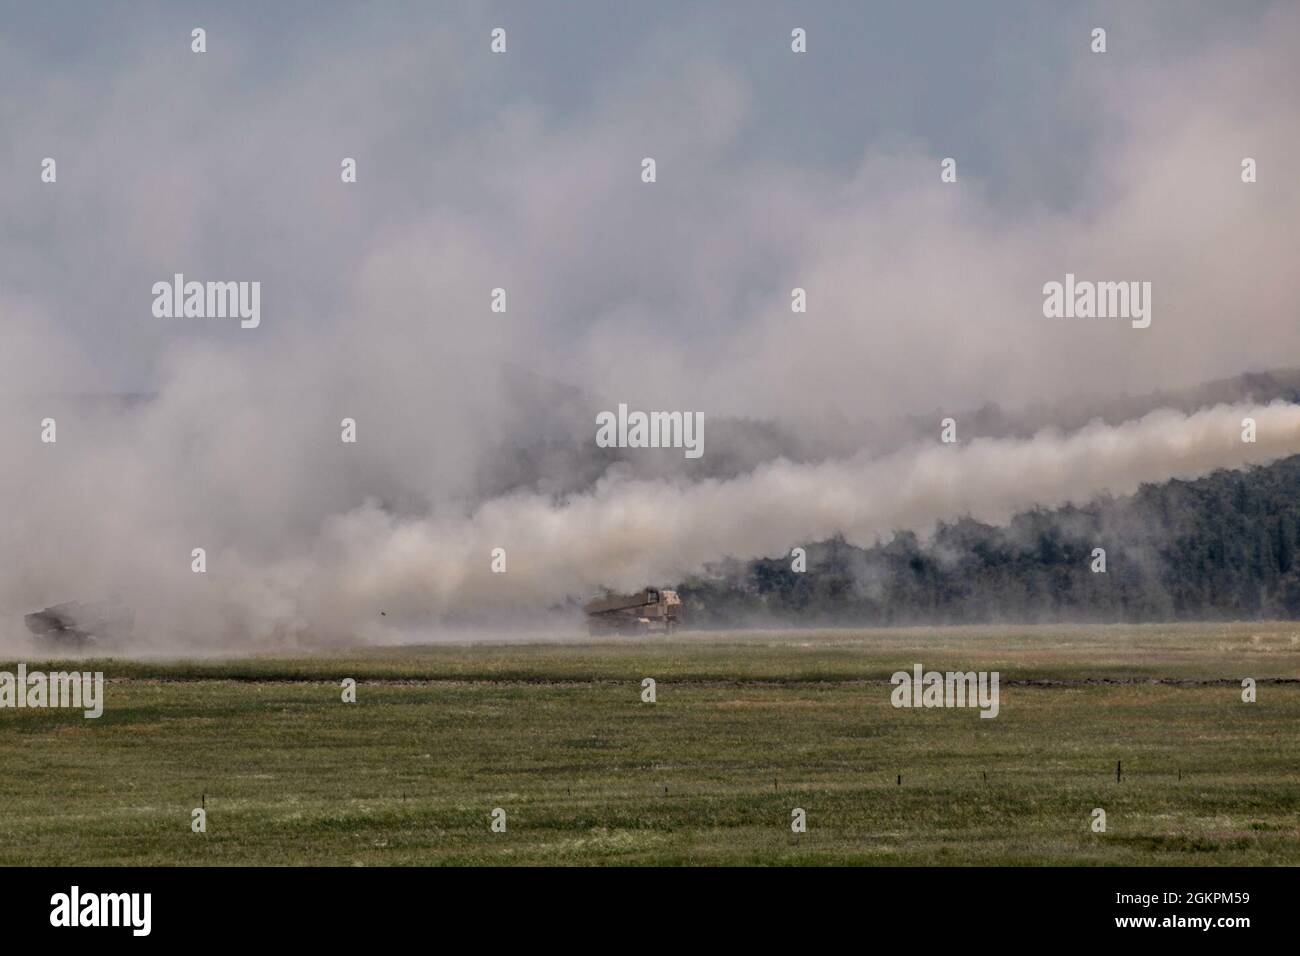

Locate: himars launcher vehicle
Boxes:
[583,588,681,636]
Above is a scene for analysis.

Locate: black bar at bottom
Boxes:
[0,866,1278,941]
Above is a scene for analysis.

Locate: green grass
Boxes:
[1,621,1298,865]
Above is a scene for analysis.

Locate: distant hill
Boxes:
[929,367,1300,443]
[464,366,1300,509]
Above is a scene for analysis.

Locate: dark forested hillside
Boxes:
[676,455,1300,626]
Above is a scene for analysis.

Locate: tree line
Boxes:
[676,456,1300,626]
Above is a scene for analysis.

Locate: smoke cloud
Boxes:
[290,402,1300,638]
[1,3,1298,648]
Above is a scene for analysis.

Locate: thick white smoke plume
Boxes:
[7,395,1294,648]
[297,402,1300,639]
[2,4,1299,648]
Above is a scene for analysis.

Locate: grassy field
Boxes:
[1,622,1298,865]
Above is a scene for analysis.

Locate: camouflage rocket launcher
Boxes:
[582,587,681,636]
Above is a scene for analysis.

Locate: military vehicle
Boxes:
[24,600,135,651]
[583,587,681,636]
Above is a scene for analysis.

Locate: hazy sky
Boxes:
[2,0,1293,405]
